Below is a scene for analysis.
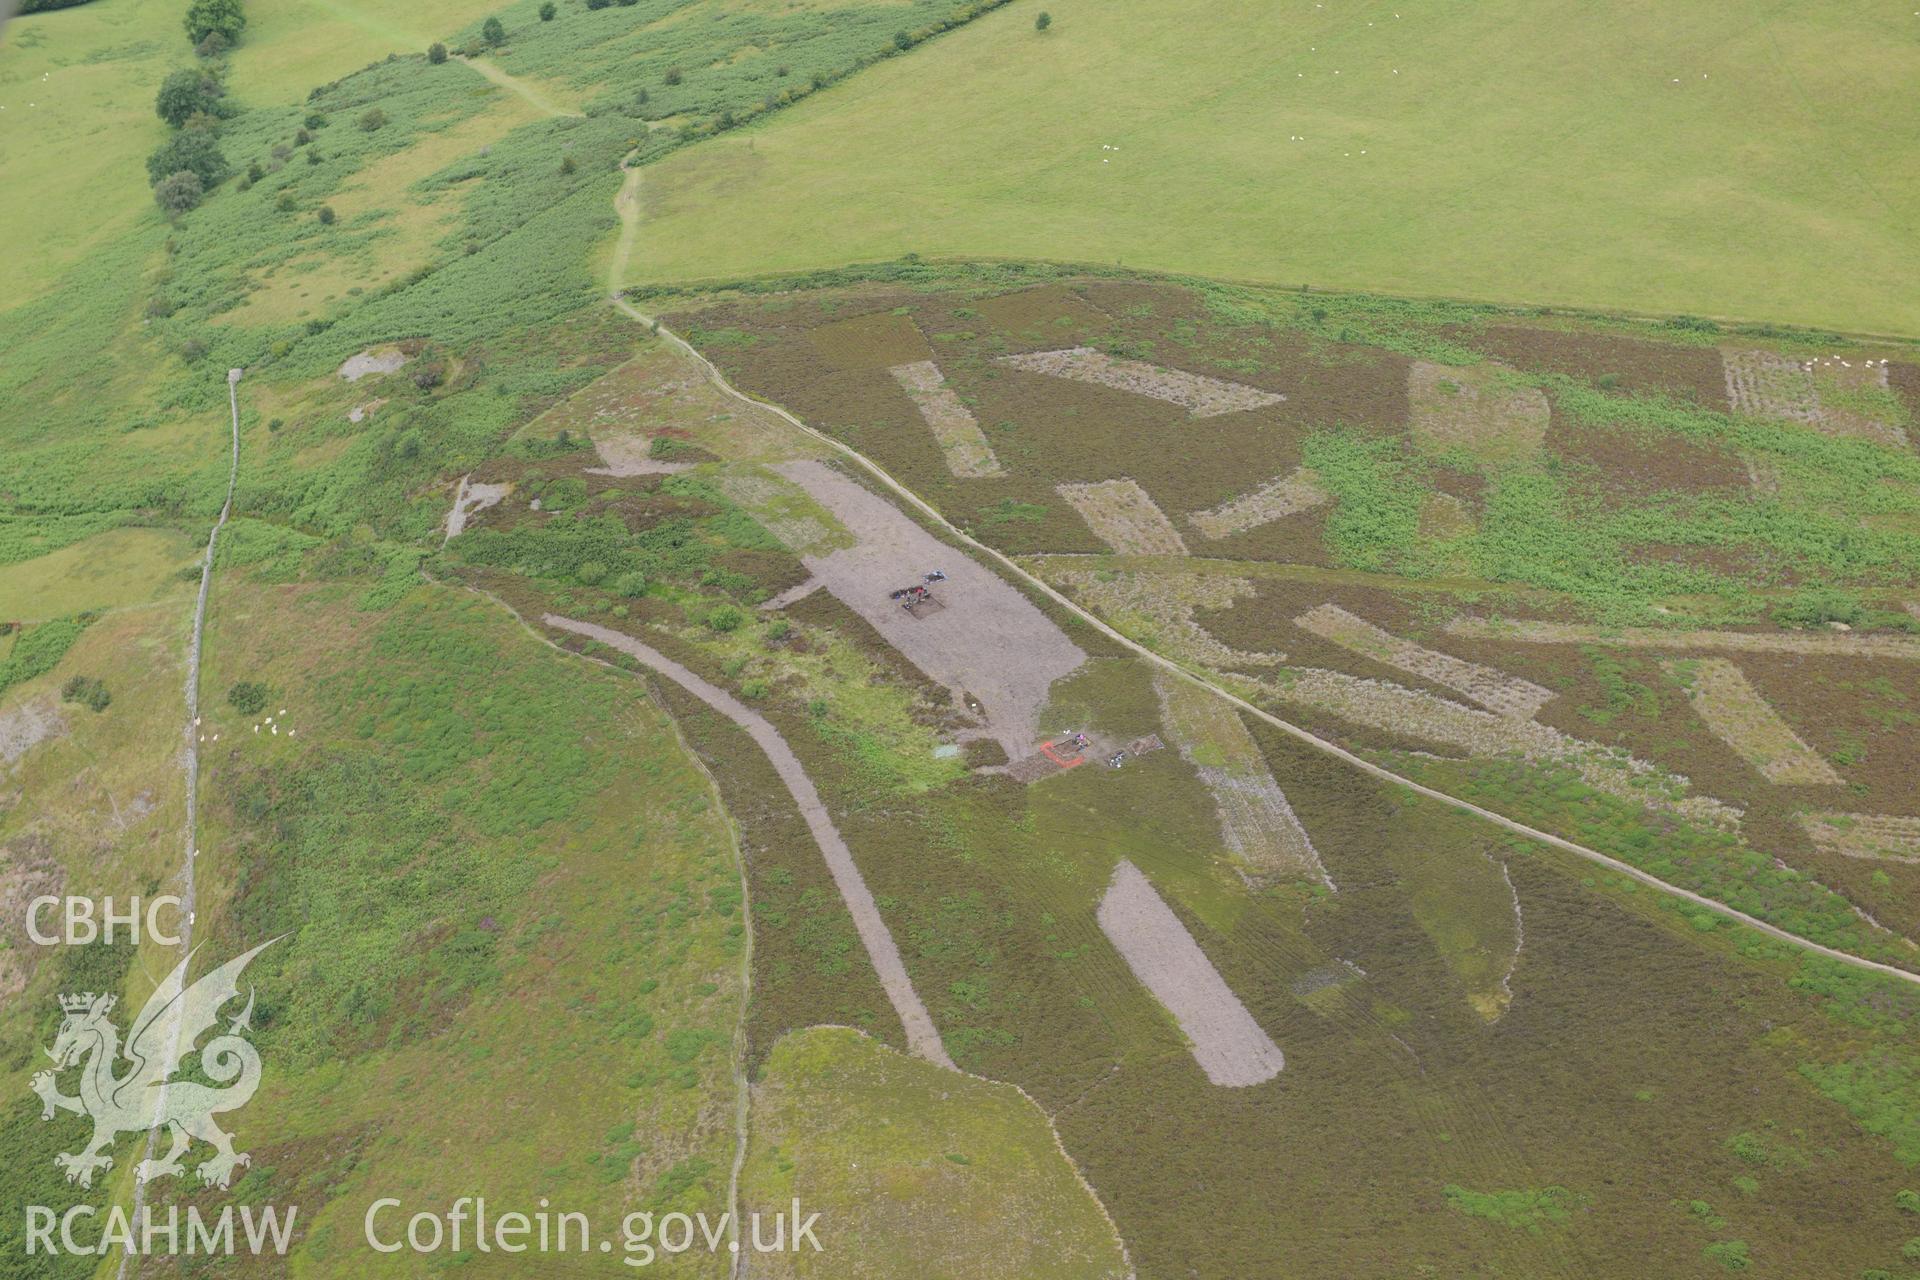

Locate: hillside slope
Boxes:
[629,0,1920,334]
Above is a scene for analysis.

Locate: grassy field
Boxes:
[0,0,179,304]
[0,526,200,621]
[740,1027,1127,1279]
[225,0,496,105]
[630,0,1920,334]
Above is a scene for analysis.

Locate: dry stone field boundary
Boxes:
[1187,467,1329,540]
[1295,603,1554,720]
[1057,479,1189,556]
[1096,861,1285,1087]
[888,360,1004,478]
[997,347,1284,418]
[1665,658,1840,785]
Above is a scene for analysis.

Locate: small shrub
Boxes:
[294,127,311,145]
[539,1,556,17]
[664,66,682,85]
[482,16,506,47]
[304,111,325,129]
[276,191,295,212]
[428,41,448,63]
[893,29,912,49]
[1035,10,1051,30]
[318,205,336,225]
[60,676,111,713]
[228,682,268,714]
[307,149,323,165]
[560,154,577,174]
[152,170,205,216]
[706,605,744,633]
[611,572,648,599]
[358,107,387,131]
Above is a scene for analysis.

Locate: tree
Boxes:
[156,68,222,127]
[1035,10,1051,30]
[482,16,506,47]
[146,130,228,187]
[153,170,205,217]
[428,41,448,64]
[539,1,556,18]
[183,0,246,47]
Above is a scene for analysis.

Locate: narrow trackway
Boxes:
[544,616,956,1069]
[455,54,582,119]
[601,184,1920,989]
[116,369,243,1279]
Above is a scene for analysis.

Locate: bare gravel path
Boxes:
[543,615,955,1069]
[1097,861,1284,1087]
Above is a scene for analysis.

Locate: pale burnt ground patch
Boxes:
[1186,467,1329,541]
[1664,657,1840,786]
[889,360,1005,479]
[1057,478,1189,557]
[998,347,1284,418]
[1295,603,1555,720]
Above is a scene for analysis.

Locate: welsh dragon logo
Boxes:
[32,938,280,1190]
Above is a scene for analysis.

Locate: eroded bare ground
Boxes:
[997,347,1284,418]
[1095,860,1284,1087]
[774,459,1086,760]
[443,475,511,542]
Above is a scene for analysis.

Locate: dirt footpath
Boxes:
[1097,860,1284,1087]
[543,615,955,1070]
[774,460,1086,760]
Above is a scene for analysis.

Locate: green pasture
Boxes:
[630,0,1920,334]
